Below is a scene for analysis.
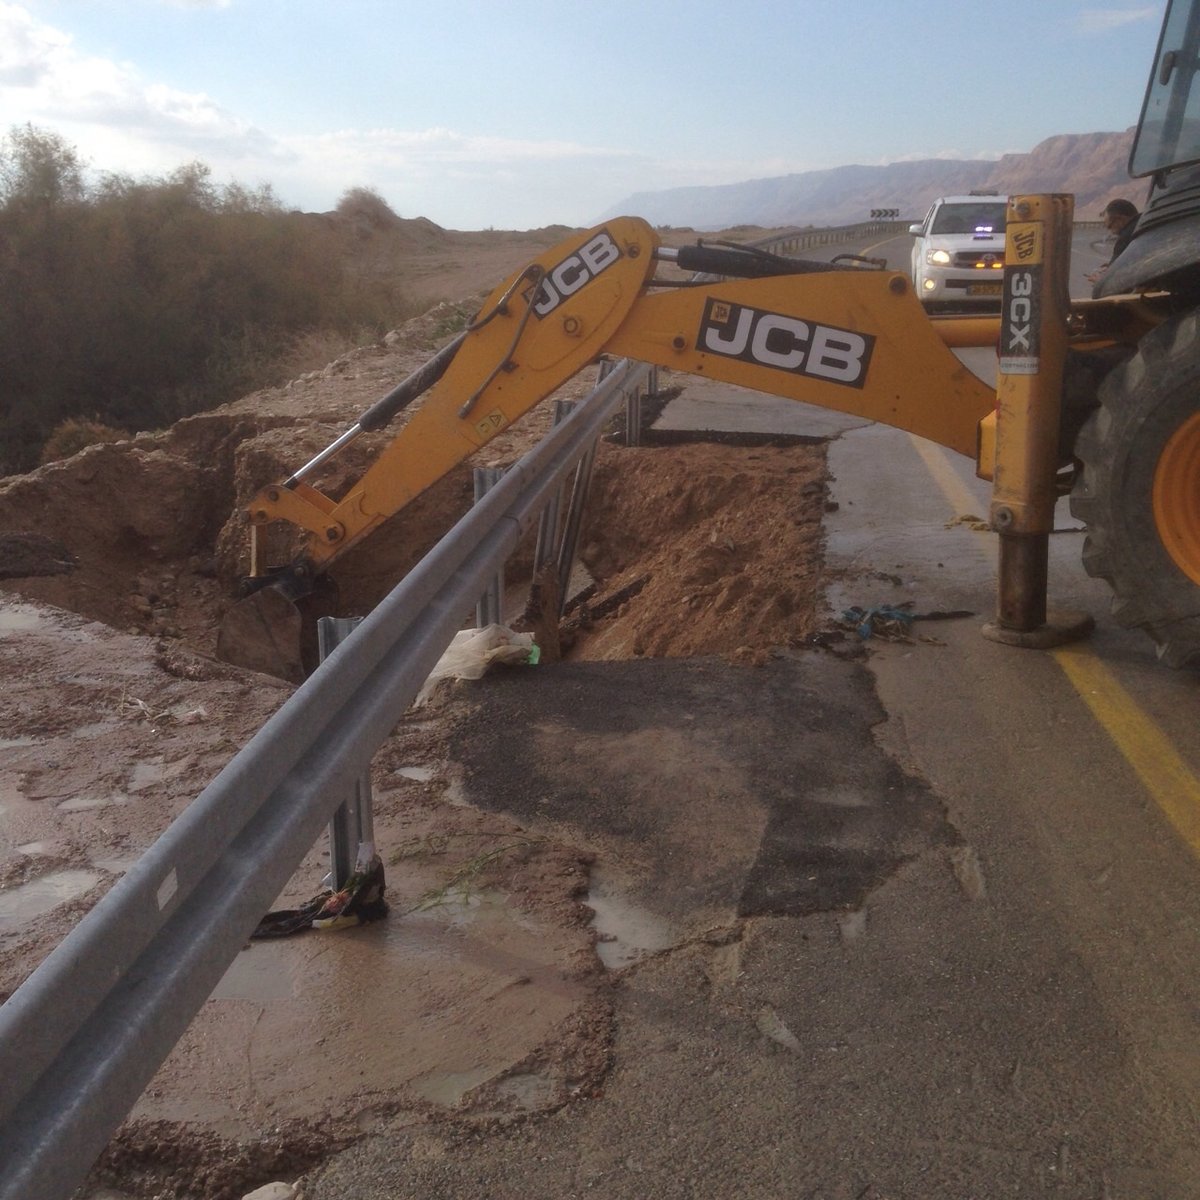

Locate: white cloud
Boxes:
[1075,6,1159,34]
[0,2,639,222]
[882,148,1008,165]
[0,1,68,87]
[0,2,287,167]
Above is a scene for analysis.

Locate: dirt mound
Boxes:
[0,369,830,667]
[0,427,248,642]
[568,439,828,662]
[0,300,560,655]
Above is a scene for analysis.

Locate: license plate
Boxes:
[967,282,1002,296]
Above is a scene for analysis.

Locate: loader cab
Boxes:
[1102,0,1200,298]
[1130,0,1200,177]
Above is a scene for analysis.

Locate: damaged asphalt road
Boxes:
[305,644,1189,1200]
[450,652,958,926]
[306,369,1200,1198]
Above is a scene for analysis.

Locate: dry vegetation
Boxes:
[0,127,432,475]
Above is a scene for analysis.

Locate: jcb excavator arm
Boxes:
[220,205,1171,680]
[237,218,996,574]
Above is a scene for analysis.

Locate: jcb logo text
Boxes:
[531,231,622,317]
[699,300,874,388]
[1005,271,1035,352]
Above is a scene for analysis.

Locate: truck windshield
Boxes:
[930,203,1007,235]
[1131,0,1200,175]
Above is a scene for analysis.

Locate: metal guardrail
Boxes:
[0,359,650,1200]
[0,213,887,1200]
[764,218,1107,256]
[760,218,908,256]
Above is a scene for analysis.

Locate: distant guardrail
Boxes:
[759,219,909,255]
[759,216,1109,257]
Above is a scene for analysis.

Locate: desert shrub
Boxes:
[336,186,402,231]
[0,126,415,473]
[270,327,378,383]
[429,301,476,340]
[39,418,127,464]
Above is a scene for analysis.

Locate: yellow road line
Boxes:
[861,233,905,260]
[906,435,1200,859]
[907,432,989,522]
[1052,646,1200,856]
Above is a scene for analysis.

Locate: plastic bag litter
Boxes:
[842,604,915,640]
[414,623,537,706]
[841,601,975,641]
[250,849,388,939]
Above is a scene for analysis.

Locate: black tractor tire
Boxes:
[1069,310,1200,668]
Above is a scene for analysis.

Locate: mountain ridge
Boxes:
[598,130,1147,230]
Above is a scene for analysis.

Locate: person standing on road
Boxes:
[1088,198,1140,294]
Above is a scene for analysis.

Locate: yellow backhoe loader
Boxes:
[218,0,1200,680]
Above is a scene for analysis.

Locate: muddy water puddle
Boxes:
[493,1070,559,1109]
[394,765,439,782]
[2,780,56,846]
[57,792,132,813]
[70,720,123,741]
[140,884,593,1133]
[586,866,678,969]
[91,853,143,875]
[213,939,297,1001]
[409,1064,496,1107]
[0,868,103,931]
[125,756,187,793]
[0,605,46,636]
[0,601,100,645]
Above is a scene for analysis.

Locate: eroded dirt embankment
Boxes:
[0,296,830,665]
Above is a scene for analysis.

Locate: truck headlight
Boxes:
[927,249,952,266]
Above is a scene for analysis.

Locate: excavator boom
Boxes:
[237,218,999,573]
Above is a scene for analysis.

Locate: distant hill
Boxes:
[598,131,1148,230]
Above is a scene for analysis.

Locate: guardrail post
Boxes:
[625,376,643,446]
[533,401,576,573]
[474,467,507,626]
[556,431,600,616]
[317,617,376,890]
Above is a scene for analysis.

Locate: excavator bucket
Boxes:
[216,585,306,683]
[217,569,339,683]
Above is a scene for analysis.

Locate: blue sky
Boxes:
[0,1,1166,229]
